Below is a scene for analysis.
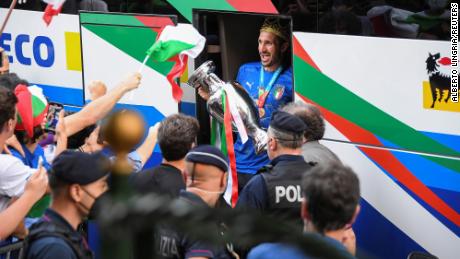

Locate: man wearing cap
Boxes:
[155,145,234,259]
[23,151,110,259]
[236,111,313,229]
[198,18,293,191]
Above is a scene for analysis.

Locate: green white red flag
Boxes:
[211,92,239,207]
[145,24,205,102]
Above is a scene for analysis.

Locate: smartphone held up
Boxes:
[45,102,63,133]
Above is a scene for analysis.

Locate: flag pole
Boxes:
[127,55,150,101]
[0,0,18,39]
[137,55,149,74]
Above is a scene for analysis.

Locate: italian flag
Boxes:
[42,0,66,26]
[146,24,205,102]
[211,92,238,207]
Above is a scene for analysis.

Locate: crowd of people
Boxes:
[3,0,452,40]
[0,15,365,259]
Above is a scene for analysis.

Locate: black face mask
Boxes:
[79,188,106,220]
[87,191,109,220]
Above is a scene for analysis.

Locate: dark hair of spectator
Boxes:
[282,102,325,141]
[319,10,362,36]
[0,87,18,132]
[0,73,29,91]
[301,162,360,234]
[158,113,199,161]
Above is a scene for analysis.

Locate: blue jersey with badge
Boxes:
[234,62,293,174]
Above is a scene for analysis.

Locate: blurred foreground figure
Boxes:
[155,145,235,259]
[248,162,360,258]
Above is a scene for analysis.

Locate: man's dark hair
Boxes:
[0,73,29,91]
[301,162,360,233]
[0,87,18,132]
[158,113,199,161]
[282,102,325,141]
[48,172,69,196]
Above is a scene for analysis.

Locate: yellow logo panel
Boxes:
[423,81,460,112]
[64,32,82,72]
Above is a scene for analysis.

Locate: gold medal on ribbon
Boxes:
[259,107,265,118]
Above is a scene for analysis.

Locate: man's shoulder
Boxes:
[140,164,180,179]
[281,66,293,76]
[0,154,33,182]
[27,237,77,259]
[243,174,266,190]
[236,174,268,208]
[134,165,184,194]
[238,62,261,73]
[0,153,22,164]
[302,141,341,165]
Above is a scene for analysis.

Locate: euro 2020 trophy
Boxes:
[187,60,268,154]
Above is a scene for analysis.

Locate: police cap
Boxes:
[185,145,228,173]
[51,150,110,185]
[269,110,307,135]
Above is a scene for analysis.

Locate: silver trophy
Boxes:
[188,61,268,154]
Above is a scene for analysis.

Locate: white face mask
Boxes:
[188,187,225,195]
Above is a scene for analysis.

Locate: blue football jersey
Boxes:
[234,62,293,174]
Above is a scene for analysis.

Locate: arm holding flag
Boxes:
[64,72,141,136]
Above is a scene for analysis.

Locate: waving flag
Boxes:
[145,24,205,102]
[42,0,66,26]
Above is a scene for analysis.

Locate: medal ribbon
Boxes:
[257,65,283,108]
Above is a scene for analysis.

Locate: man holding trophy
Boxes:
[196,18,293,191]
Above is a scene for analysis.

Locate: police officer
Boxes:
[23,151,110,259]
[236,111,312,229]
[154,145,234,259]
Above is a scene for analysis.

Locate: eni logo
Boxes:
[423,52,459,112]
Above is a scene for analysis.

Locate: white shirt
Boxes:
[0,154,35,211]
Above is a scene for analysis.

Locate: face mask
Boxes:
[78,187,104,220]
[188,186,225,195]
[88,191,108,220]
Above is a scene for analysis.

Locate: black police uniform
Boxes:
[237,155,312,228]
[23,209,93,259]
[236,111,312,229]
